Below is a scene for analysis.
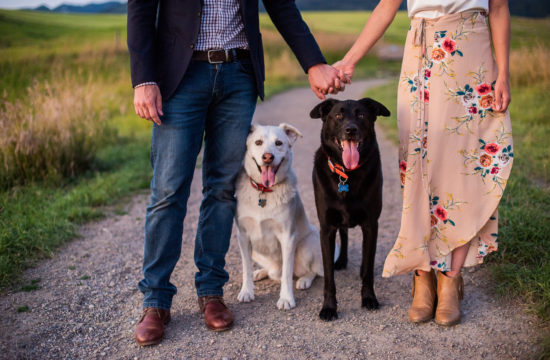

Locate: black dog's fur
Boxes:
[310,98,390,321]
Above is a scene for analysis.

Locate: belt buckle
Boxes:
[207,49,227,64]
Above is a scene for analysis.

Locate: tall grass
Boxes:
[510,43,550,87]
[0,74,115,189]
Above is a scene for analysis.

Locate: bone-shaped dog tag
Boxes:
[338,183,349,192]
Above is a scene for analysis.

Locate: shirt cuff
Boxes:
[134,81,157,89]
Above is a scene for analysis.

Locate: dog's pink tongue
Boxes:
[341,140,359,170]
[260,165,275,187]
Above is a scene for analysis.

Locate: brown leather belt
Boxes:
[192,49,250,64]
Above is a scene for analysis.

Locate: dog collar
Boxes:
[250,178,272,207]
[327,157,364,193]
[327,158,349,179]
[249,178,273,193]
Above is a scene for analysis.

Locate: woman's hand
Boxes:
[492,75,511,112]
[489,0,511,113]
[332,60,355,84]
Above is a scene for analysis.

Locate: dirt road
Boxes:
[0,80,542,359]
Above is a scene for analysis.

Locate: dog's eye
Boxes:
[255,140,263,146]
[275,140,283,146]
[335,113,343,120]
[358,113,365,119]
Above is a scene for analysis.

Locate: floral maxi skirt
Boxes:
[382,11,514,277]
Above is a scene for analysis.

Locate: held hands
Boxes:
[492,75,511,113]
[308,63,350,100]
[332,59,355,84]
[134,84,163,125]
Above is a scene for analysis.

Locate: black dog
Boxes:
[310,98,390,321]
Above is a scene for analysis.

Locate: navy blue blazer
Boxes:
[127,0,327,100]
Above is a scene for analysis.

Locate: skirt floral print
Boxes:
[383,10,514,277]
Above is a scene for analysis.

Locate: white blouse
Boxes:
[407,0,489,18]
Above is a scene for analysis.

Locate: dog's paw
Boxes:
[295,276,314,290]
[319,307,338,321]
[361,296,379,310]
[253,269,268,282]
[276,297,296,310]
[334,257,347,270]
[237,289,255,303]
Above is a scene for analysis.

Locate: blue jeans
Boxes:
[138,58,257,310]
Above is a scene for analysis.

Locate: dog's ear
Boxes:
[279,123,303,146]
[309,98,339,119]
[358,98,391,119]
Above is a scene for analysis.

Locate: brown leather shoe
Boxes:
[198,296,234,332]
[135,307,171,346]
[408,269,437,323]
[435,271,464,326]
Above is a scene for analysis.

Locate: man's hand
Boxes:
[332,59,355,84]
[308,64,349,100]
[134,84,163,125]
[492,75,511,113]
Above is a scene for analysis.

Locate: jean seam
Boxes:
[197,290,224,297]
[142,301,172,310]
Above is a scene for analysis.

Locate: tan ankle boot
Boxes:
[408,269,436,323]
[435,271,464,326]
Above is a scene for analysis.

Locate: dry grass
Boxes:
[0,73,115,188]
[510,44,550,86]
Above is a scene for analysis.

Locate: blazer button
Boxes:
[190,44,194,49]
[197,11,201,16]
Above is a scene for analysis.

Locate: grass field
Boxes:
[0,11,549,349]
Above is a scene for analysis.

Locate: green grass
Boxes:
[0,136,152,288]
[20,278,41,292]
[365,80,400,144]
[507,83,550,182]
[260,11,411,45]
[509,16,550,48]
[17,305,30,313]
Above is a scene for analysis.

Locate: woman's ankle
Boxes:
[445,270,460,278]
[415,269,431,276]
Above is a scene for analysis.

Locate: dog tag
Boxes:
[258,198,267,207]
[338,183,349,192]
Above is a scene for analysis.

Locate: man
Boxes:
[128,0,345,346]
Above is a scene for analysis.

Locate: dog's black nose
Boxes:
[262,153,274,164]
[345,126,358,135]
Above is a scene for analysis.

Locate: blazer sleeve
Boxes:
[262,0,326,73]
[127,0,160,87]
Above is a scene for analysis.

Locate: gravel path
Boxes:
[0,80,542,359]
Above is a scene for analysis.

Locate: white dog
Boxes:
[235,123,323,310]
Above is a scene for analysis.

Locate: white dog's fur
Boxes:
[235,123,323,310]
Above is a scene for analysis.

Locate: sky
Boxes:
[0,0,122,9]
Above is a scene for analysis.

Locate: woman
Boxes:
[334,0,513,325]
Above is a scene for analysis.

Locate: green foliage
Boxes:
[21,278,41,292]
[16,305,30,313]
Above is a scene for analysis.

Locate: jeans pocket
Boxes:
[238,58,255,76]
